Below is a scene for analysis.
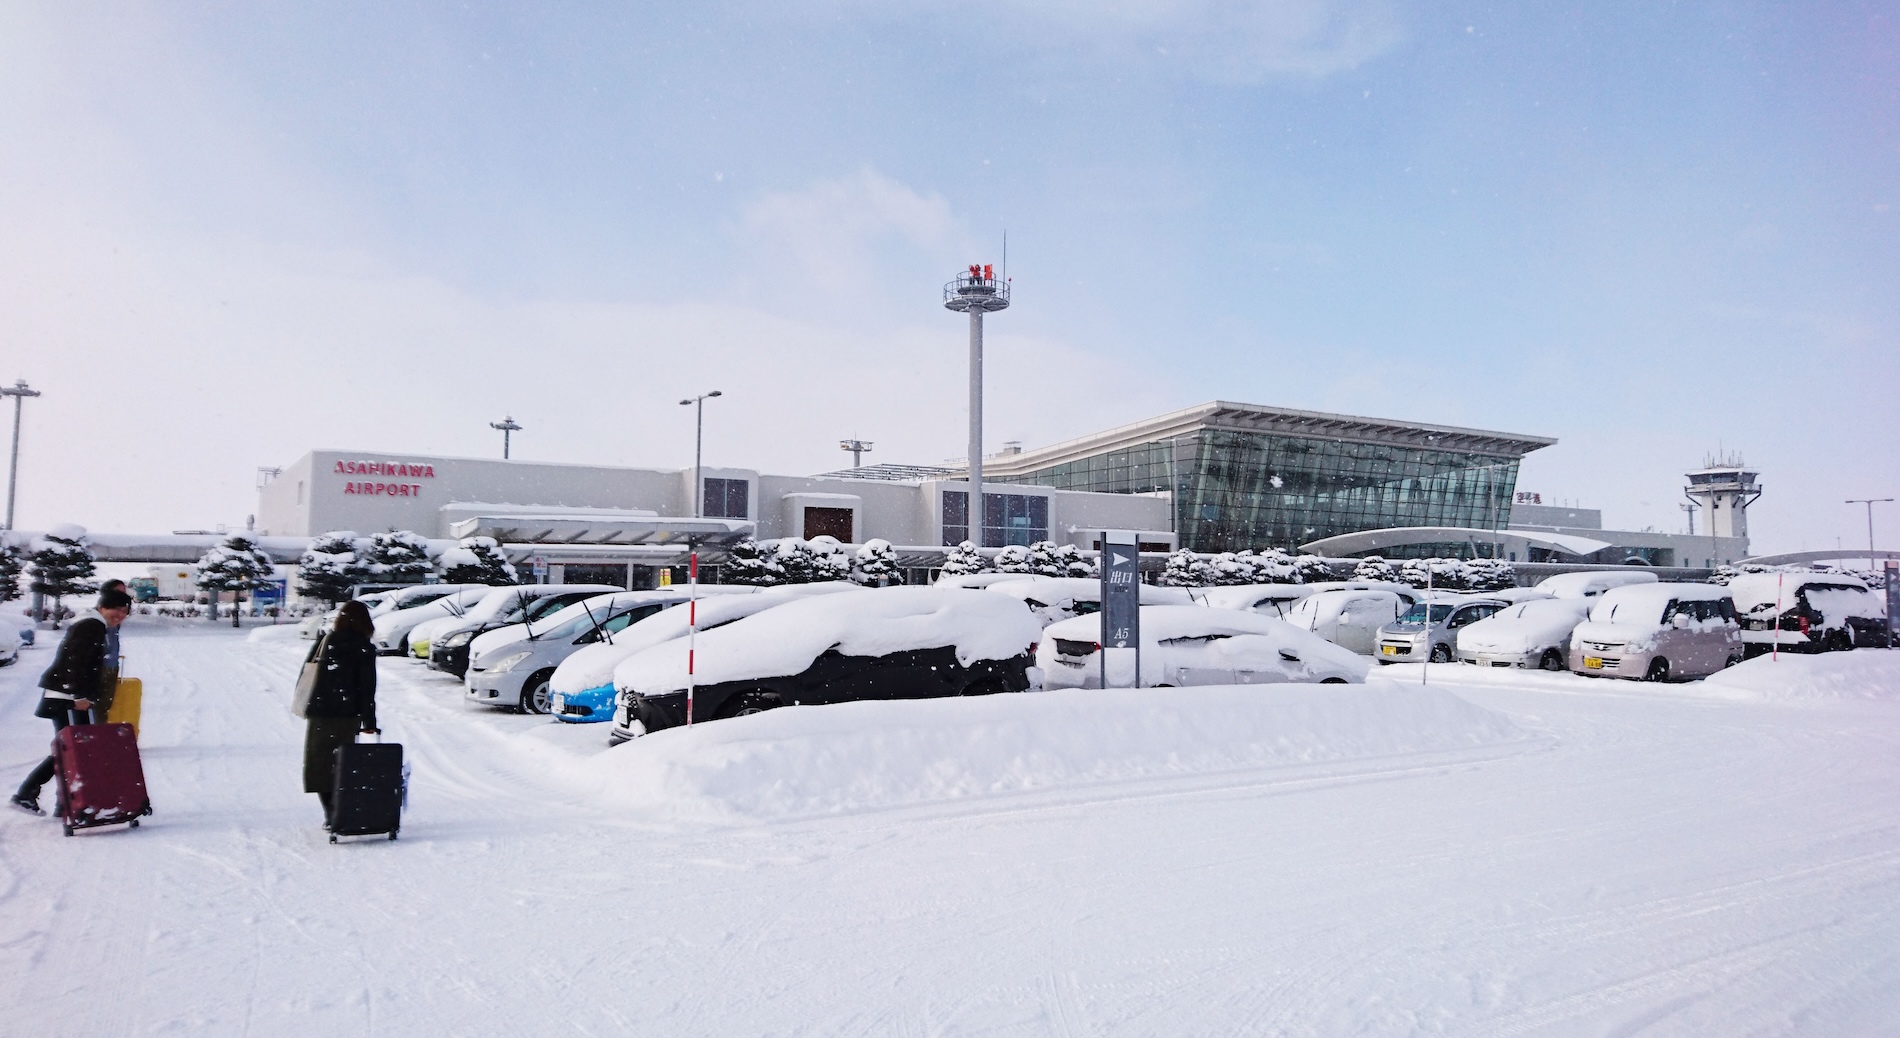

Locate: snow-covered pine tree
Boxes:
[364,530,434,585]
[1291,554,1334,584]
[295,531,365,604]
[195,532,278,628]
[1024,540,1064,577]
[1054,543,1094,578]
[1251,547,1298,584]
[805,536,853,582]
[438,536,518,585]
[27,526,98,626]
[993,545,1033,574]
[0,543,24,603]
[851,538,903,586]
[773,539,816,584]
[1464,558,1516,591]
[1159,549,1207,587]
[1353,555,1397,583]
[722,538,786,586]
[939,540,989,576]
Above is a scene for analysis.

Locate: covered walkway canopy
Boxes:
[1300,526,1613,560]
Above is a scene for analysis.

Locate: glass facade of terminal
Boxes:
[1011,429,1521,553]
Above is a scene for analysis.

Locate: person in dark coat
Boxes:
[10,587,132,815]
[302,599,380,824]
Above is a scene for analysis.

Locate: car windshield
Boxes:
[1398,603,1455,624]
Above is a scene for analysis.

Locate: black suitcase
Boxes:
[329,739,403,843]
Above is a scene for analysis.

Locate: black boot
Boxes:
[9,794,44,816]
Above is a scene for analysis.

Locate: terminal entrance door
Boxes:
[803,507,853,541]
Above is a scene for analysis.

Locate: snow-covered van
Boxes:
[1286,589,1407,655]
[613,586,1040,736]
[1569,583,1742,682]
[1534,569,1660,599]
[1725,572,1888,655]
[1456,598,1594,671]
[1038,606,1366,689]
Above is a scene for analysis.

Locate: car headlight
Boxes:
[489,650,533,673]
[442,631,474,648]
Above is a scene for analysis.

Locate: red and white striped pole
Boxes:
[686,550,698,726]
[1772,571,1782,662]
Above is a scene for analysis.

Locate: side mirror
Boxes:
[1279,649,1301,663]
[1671,614,1690,630]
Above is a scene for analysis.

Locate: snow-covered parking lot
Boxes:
[4,619,1900,1035]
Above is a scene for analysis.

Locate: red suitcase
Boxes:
[53,722,153,837]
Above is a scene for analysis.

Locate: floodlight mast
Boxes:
[840,439,874,468]
[2,380,43,531]
[944,264,1009,523]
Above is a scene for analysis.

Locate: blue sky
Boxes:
[2,2,1894,554]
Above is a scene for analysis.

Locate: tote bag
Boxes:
[292,632,330,718]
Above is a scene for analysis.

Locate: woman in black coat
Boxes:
[302,600,380,822]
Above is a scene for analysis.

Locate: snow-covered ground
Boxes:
[4,618,1900,1035]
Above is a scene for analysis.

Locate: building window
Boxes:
[941,491,1048,547]
[702,477,748,519]
[803,507,853,541]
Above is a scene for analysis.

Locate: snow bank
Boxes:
[243,625,305,644]
[579,680,1526,825]
[1695,650,1900,701]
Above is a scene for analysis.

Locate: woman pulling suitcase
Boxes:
[300,600,379,826]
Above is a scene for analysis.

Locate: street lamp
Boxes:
[1846,497,1894,572]
[489,416,523,459]
[679,391,722,518]
[2,379,43,530]
[839,438,873,468]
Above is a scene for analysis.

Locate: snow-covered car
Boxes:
[1285,589,1407,655]
[426,585,625,678]
[1535,569,1660,599]
[0,620,20,666]
[462,590,708,714]
[371,587,497,656]
[1375,596,1510,664]
[1455,598,1594,671]
[985,576,1192,627]
[373,583,487,617]
[1726,573,1888,655]
[1192,580,1421,619]
[933,572,1043,590]
[1569,583,1742,682]
[1038,606,1367,689]
[614,586,1041,736]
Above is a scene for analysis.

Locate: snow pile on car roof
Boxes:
[579,679,1527,825]
[1457,599,1591,654]
[614,586,1041,695]
[1044,605,1317,643]
[549,584,860,695]
[1694,651,1900,701]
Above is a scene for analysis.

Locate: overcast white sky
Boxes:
[2,2,1895,555]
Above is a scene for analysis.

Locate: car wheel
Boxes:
[1430,644,1453,663]
[519,671,554,715]
[723,691,781,718]
[1319,677,1348,684]
[397,635,409,656]
[1539,649,1565,672]
[1725,654,1742,669]
[1644,657,1670,682]
[1823,630,1853,653]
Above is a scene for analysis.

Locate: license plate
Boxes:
[1583,657,1603,670]
[552,694,566,711]
[1381,645,1397,656]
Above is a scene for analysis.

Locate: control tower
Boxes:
[944,263,1010,506]
[1684,453,1762,542]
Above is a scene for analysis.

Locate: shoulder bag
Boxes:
[292,632,330,718]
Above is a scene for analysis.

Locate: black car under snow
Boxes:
[612,586,1044,738]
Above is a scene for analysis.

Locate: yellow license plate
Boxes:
[1381,645,1397,656]
[1583,657,1603,669]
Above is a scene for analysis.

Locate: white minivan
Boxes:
[1569,583,1743,682]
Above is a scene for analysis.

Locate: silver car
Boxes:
[463,590,696,714]
[1376,597,1509,664]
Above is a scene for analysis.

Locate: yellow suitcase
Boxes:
[107,677,142,737]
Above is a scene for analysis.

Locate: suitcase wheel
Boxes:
[129,820,139,829]
[62,825,73,837]
[388,830,398,841]
[329,834,338,844]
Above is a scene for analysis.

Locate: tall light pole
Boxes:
[944,263,1010,539]
[489,416,523,459]
[679,391,722,517]
[839,438,873,468]
[1846,497,1893,572]
[2,380,42,530]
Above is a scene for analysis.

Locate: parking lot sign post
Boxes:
[1100,531,1141,689]
[531,556,547,584]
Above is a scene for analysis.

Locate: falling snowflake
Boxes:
[1269,475,1284,489]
